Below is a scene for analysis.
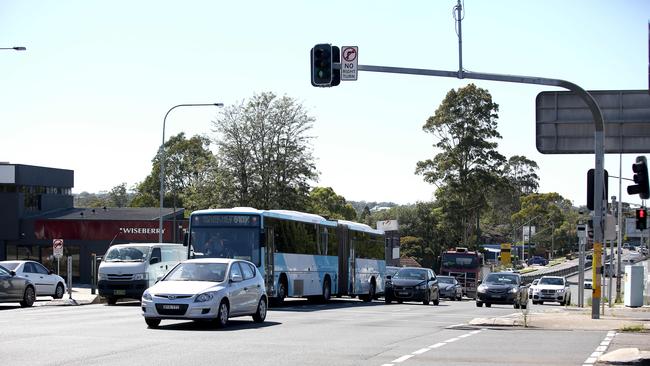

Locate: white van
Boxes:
[98,243,186,305]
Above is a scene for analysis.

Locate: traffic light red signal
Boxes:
[636,208,647,230]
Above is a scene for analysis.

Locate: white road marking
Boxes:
[458,333,472,338]
[445,337,460,343]
[412,348,429,355]
[428,342,445,349]
[391,355,413,363]
[583,332,616,365]
[584,357,598,364]
[596,346,607,352]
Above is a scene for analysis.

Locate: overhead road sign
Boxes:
[536,90,650,154]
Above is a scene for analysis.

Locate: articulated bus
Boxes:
[186,207,386,304]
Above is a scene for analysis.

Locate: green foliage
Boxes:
[108,183,129,207]
[307,187,357,220]
[212,92,318,210]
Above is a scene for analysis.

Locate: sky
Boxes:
[1,0,649,208]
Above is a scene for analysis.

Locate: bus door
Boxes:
[265,227,275,297]
[336,225,349,295]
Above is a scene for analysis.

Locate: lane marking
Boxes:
[445,337,460,343]
[458,333,472,338]
[428,342,445,349]
[391,355,413,363]
[583,331,616,365]
[412,348,429,355]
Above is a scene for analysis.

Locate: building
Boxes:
[0,163,185,283]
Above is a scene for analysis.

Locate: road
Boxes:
[1,297,611,366]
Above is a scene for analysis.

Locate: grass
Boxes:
[519,267,538,274]
[620,324,646,332]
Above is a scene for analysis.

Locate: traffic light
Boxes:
[311,44,332,86]
[587,169,608,211]
[636,208,647,230]
[627,156,649,200]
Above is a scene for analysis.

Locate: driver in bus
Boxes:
[205,235,231,258]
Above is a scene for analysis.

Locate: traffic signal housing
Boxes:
[587,169,608,211]
[310,44,340,87]
[627,156,649,200]
[636,208,647,230]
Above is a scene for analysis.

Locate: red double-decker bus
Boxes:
[440,248,483,299]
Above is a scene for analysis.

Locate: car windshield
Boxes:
[164,262,228,282]
[539,277,564,286]
[0,265,10,276]
[0,262,18,270]
[104,246,150,262]
[394,269,428,280]
[438,277,456,284]
[532,279,539,285]
[484,273,519,285]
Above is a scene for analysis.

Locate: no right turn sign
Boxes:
[53,239,64,258]
[341,46,358,81]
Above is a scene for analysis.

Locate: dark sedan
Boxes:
[0,265,36,307]
[385,267,439,305]
[437,275,463,301]
[476,272,528,309]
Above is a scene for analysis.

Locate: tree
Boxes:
[131,133,223,212]
[212,92,318,210]
[108,183,129,207]
[307,187,357,220]
[415,84,505,247]
[504,155,539,196]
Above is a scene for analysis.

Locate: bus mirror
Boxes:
[183,232,189,247]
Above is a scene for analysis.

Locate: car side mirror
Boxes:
[230,274,243,283]
[150,257,161,265]
[156,275,163,283]
[48,270,54,275]
[10,270,16,277]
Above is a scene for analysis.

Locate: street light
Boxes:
[0,46,26,51]
[158,103,224,242]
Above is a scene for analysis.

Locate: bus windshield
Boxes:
[191,226,260,266]
[441,253,479,269]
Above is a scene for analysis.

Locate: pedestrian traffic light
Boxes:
[311,44,333,87]
[636,208,647,230]
[627,156,649,200]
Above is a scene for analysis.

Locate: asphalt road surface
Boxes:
[0,297,611,366]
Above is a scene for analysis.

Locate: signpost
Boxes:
[53,239,63,275]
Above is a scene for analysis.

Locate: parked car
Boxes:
[0,260,66,299]
[0,265,36,307]
[527,256,548,266]
[528,278,540,298]
[385,266,400,279]
[384,267,440,305]
[437,275,463,301]
[531,275,571,305]
[98,243,186,305]
[141,258,267,328]
[584,278,593,289]
[476,272,528,309]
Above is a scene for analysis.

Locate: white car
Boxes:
[528,278,539,298]
[0,260,66,299]
[531,275,571,305]
[141,258,267,328]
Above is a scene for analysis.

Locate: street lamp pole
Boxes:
[158,103,224,243]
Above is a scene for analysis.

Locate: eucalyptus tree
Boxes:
[416,84,506,247]
[212,92,318,210]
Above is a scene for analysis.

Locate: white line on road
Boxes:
[382,329,486,365]
[428,342,445,349]
[583,331,617,365]
[412,348,429,355]
[391,355,414,363]
[444,337,460,343]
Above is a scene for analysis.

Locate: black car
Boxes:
[385,267,440,305]
[476,272,528,309]
[437,275,463,301]
[0,265,36,307]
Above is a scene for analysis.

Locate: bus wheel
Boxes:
[275,281,287,306]
[362,282,375,303]
[322,278,331,303]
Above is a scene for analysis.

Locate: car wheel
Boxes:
[145,318,161,328]
[252,297,267,323]
[397,300,403,304]
[385,296,392,304]
[476,301,483,307]
[54,283,65,299]
[106,297,117,305]
[215,300,229,328]
[457,295,462,301]
[423,290,430,305]
[538,301,544,305]
[485,303,492,308]
[20,286,35,308]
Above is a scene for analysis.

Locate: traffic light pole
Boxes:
[350,63,606,319]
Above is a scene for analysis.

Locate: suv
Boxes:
[527,256,548,266]
[476,272,528,309]
[531,276,571,305]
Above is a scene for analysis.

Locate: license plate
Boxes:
[114,290,126,295]
[492,295,503,298]
[162,304,180,310]
[399,291,409,296]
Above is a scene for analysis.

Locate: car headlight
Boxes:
[98,273,108,281]
[194,292,217,303]
[416,284,427,290]
[133,273,149,281]
[477,285,487,293]
[142,291,152,301]
[556,289,565,293]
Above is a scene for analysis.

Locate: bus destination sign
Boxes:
[194,214,258,227]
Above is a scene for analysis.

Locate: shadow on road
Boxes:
[151,319,282,331]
